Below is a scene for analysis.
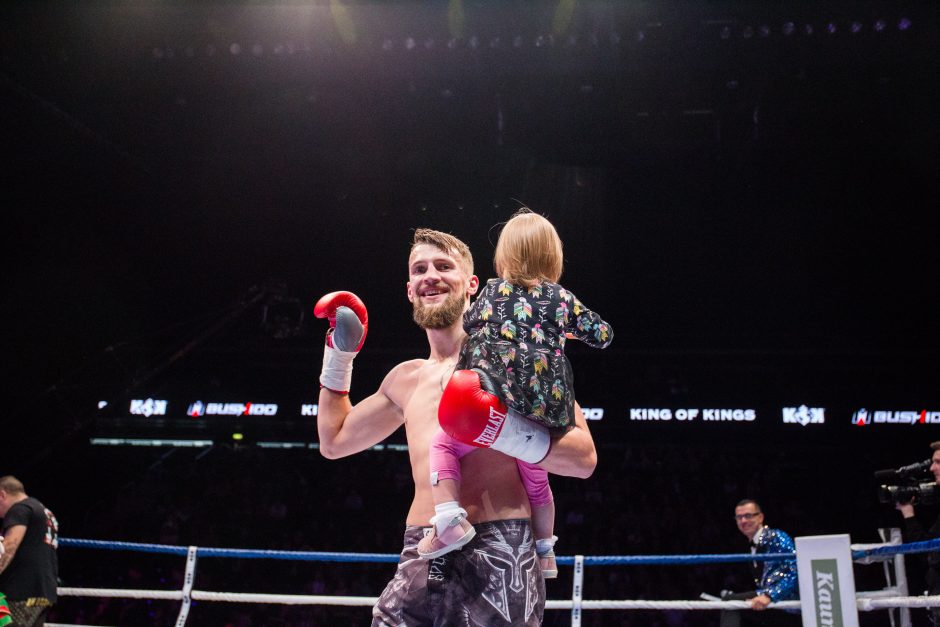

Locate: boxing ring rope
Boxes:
[51,535,940,626]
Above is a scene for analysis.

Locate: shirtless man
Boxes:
[315,229,597,626]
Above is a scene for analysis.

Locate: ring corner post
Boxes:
[796,534,859,627]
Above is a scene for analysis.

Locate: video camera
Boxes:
[876,459,940,505]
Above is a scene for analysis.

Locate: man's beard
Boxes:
[412,290,466,330]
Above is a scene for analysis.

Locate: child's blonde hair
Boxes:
[493,208,563,287]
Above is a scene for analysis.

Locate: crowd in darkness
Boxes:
[43,439,910,626]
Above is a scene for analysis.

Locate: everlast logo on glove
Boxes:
[473,407,507,447]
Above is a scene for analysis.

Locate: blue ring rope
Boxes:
[57,537,940,566]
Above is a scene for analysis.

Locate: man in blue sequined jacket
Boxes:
[720,499,799,626]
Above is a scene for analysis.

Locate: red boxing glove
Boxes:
[438,369,551,464]
[314,291,368,351]
[314,291,368,393]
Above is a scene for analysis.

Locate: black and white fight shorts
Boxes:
[372,519,545,626]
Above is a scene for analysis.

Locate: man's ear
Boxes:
[467,275,479,296]
[406,281,415,303]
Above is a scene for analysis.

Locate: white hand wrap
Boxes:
[490,409,551,464]
[320,343,358,393]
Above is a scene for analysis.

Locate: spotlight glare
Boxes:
[898,17,911,31]
[782,22,795,36]
[873,20,887,33]
[850,21,863,33]
[826,23,837,34]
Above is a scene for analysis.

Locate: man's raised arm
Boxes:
[317,387,403,459]
[314,291,404,459]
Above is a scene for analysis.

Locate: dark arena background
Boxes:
[3,1,939,625]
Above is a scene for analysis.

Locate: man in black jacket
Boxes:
[896,442,940,624]
[0,476,59,627]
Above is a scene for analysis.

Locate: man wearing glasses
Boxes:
[720,499,799,626]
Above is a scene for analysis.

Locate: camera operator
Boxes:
[896,442,940,623]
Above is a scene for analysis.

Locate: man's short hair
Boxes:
[0,476,25,495]
[411,228,474,275]
[735,498,762,512]
[930,442,940,451]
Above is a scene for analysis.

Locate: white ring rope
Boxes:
[59,587,183,600]
[56,587,940,611]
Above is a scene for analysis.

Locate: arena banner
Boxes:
[796,534,859,627]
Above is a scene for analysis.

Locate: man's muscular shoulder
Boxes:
[379,359,426,407]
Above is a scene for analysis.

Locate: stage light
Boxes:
[230,43,241,55]
[759,25,770,38]
[720,26,731,40]
[742,25,753,39]
[898,17,911,31]
[826,23,837,35]
[782,22,795,36]
[873,20,887,33]
[331,0,357,44]
[850,21,863,34]
[803,24,813,36]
